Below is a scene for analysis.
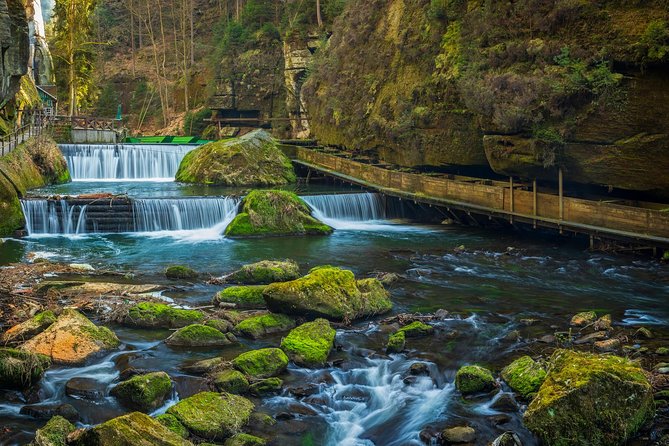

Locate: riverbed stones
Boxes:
[65,377,106,400]
[124,302,204,329]
[166,391,254,440]
[441,425,476,444]
[175,129,296,187]
[0,347,51,388]
[263,266,392,321]
[455,365,497,395]
[165,265,199,280]
[224,190,332,238]
[165,324,237,347]
[19,309,119,365]
[110,372,173,412]
[234,313,295,339]
[72,411,193,446]
[215,286,267,309]
[593,314,612,331]
[232,348,289,378]
[0,310,57,344]
[594,338,622,352]
[227,260,301,284]
[214,369,250,394]
[570,311,597,327]
[524,349,654,446]
[280,319,336,368]
[33,415,76,446]
[501,356,546,399]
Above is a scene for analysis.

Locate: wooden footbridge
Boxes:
[281,145,669,251]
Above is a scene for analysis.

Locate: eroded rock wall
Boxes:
[0,0,29,108]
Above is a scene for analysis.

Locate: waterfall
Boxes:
[133,198,239,232]
[59,144,196,181]
[302,193,389,229]
[21,200,88,235]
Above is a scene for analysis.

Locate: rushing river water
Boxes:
[2,168,669,444]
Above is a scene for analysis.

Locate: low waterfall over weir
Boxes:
[302,192,409,230]
[132,198,239,233]
[59,144,196,181]
[21,200,88,235]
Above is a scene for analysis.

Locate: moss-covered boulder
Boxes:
[232,348,289,378]
[223,433,267,446]
[165,324,237,347]
[156,413,189,438]
[0,310,57,344]
[280,319,336,368]
[205,319,234,333]
[124,303,204,329]
[501,356,546,399]
[20,309,120,365]
[455,365,497,395]
[524,349,654,446]
[72,411,192,445]
[263,266,392,321]
[234,313,295,339]
[227,260,301,285]
[214,286,267,309]
[224,190,332,238]
[175,130,296,186]
[33,415,76,446]
[214,369,250,394]
[249,377,283,396]
[397,321,434,338]
[166,392,254,441]
[181,356,228,375]
[386,331,406,353]
[570,311,597,327]
[110,372,173,412]
[165,265,199,280]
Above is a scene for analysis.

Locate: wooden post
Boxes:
[509,176,514,224]
[558,167,564,234]
[533,179,537,229]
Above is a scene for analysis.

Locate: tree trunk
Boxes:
[316,0,322,28]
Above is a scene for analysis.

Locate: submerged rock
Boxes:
[0,310,57,344]
[124,302,204,329]
[524,349,654,446]
[0,347,51,389]
[33,415,76,446]
[501,356,546,399]
[165,265,199,280]
[232,348,289,378]
[165,324,237,347]
[214,286,268,309]
[166,391,254,440]
[110,372,173,412]
[455,365,497,395]
[227,260,301,284]
[225,190,332,238]
[214,369,250,394]
[175,130,296,187]
[234,313,295,339]
[19,309,119,365]
[156,413,189,438]
[280,319,336,368]
[263,266,392,321]
[72,411,192,445]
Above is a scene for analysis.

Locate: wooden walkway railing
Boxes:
[0,113,51,157]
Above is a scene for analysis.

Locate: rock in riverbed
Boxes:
[33,415,76,446]
[234,313,295,339]
[226,259,300,284]
[233,348,289,379]
[501,356,546,399]
[0,310,57,344]
[110,372,173,412]
[124,302,204,329]
[455,365,497,395]
[166,324,237,347]
[214,286,267,309]
[0,347,51,389]
[71,411,192,445]
[280,319,336,368]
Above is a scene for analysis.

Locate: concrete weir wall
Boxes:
[71,129,118,144]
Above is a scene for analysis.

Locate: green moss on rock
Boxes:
[227,260,301,284]
[570,311,598,326]
[524,349,654,446]
[386,331,406,353]
[110,372,173,412]
[156,413,189,439]
[235,313,295,339]
[280,319,336,368]
[165,265,199,280]
[167,392,254,441]
[232,348,289,378]
[501,356,546,399]
[34,415,75,446]
[249,377,283,396]
[0,347,51,389]
[166,324,236,347]
[263,266,392,321]
[398,321,434,338]
[125,303,204,329]
[175,130,296,186]
[0,310,57,344]
[223,433,267,446]
[455,365,497,395]
[205,319,234,333]
[214,369,250,394]
[214,286,267,309]
[72,412,192,445]
[224,191,332,238]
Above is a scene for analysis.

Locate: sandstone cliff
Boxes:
[0,0,29,108]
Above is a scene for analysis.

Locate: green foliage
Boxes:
[183,109,212,138]
[435,22,463,81]
[639,20,669,64]
[554,47,622,98]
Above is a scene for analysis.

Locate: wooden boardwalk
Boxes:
[282,146,669,249]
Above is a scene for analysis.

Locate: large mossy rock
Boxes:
[280,319,336,368]
[213,369,250,394]
[234,313,295,339]
[227,260,300,284]
[34,415,76,446]
[0,310,57,344]
[165,265,199,280]
[124,302,204,329]
[501,356,546,399]
[110,372,173,412]
[0,347,51,389]
[166,391,254,441]
[72,411,193,446]
[455,365,497,395]
[524,349,654,446]
[224,191,332,238]
[263,266,392,321]
[232,348,289,378]
[165,324,236,347]
[20,309,119,365]
[214,286,267,309]
[175,130,296,186]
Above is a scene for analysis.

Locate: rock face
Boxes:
[167,392,254,441]
[263,266,392,321]
[224,190,332,238]
[20,309,120,365]
[280,319,336,368]
[0,347,50,388]
[227,259,300,284]
[0,0,29,107]
[524,349,654,446]
[110,372,173,412]
[124,303,204,329]
[175,130,296,186]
